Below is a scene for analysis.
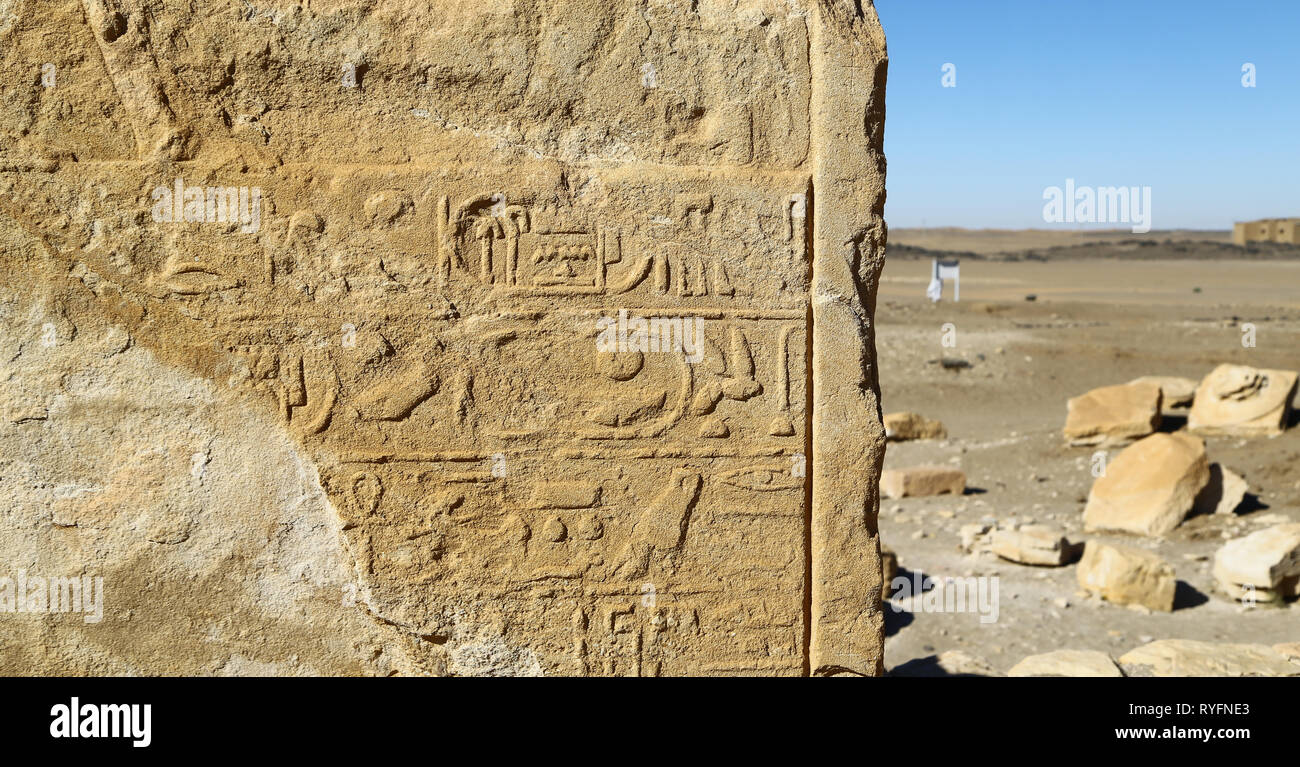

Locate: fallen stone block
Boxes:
[1129,375,1198,408]
[883,411,947,441]
[1082,432,1210,536]
[1008,650,1124,677]
[1076,540,1177,612]
[991,525,1074,567]
[1119,639,1300,677]
[1188,364,1298,438]
[1193,463,1249,517]
[1212,523,1300,602]
[1063,381,1162,447]
[881,466,966,499]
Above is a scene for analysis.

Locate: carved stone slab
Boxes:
[0,0,886,676]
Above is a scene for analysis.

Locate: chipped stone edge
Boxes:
[809,0,888,677]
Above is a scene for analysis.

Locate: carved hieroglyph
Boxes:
[0,0,887,676]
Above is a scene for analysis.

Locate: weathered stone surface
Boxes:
[1119,640,1300,677]
[1212,523,1300,602]
[0,1,890,676]
[1076,541,1177,612]
[1188,364,1298,438]
[991,526,1073,567]
[1083,433,1210,536]
[881,466,966,499]
[1008,650,1124,677]
[1193,463,1249,517]
[880,545,898,600]
[1063,382,1162,446]
[1129,376,1198,408]
[883,411,946,441]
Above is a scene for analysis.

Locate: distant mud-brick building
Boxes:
[1233,218,1300,245]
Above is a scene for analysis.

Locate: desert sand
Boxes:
[878,232,1300,675]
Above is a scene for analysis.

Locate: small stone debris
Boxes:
[881,466,966,499]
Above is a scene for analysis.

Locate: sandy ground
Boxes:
[876,252,1300,676]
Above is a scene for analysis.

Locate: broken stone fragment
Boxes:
[1119,639,1300,677]
[1128,375,1198,408]
[990,525,1074,567]
[880,466,966,499]
[959,523,994,555]
[1063,381,1162,447]
[1008,650,1124,677]
[883,411,947,441]
[1076,540,1177,612]
[1192,463,1249,517]
[1212,523,1300,602]
[1188,364,1298,438]
[1082,432,1210,537]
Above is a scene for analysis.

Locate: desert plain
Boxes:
[879,228,1300,675]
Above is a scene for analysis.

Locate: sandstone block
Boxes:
[1129,375,1198,408]
[1119,640,1300,677]
[883,411,947,441]
[881,467,966,499]
[1064,382,1162,446]
[1008,650,1123,677]
[1082,433,1210,536]
[991,526,1074,567]
[1212,523,1300,602]
[1076,540,1177,612]
[1192,463,1249,517]
[1188,364,1298,438]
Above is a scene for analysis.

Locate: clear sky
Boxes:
[874,0,1300,230]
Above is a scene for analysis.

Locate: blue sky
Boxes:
[874,0,1300,230]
